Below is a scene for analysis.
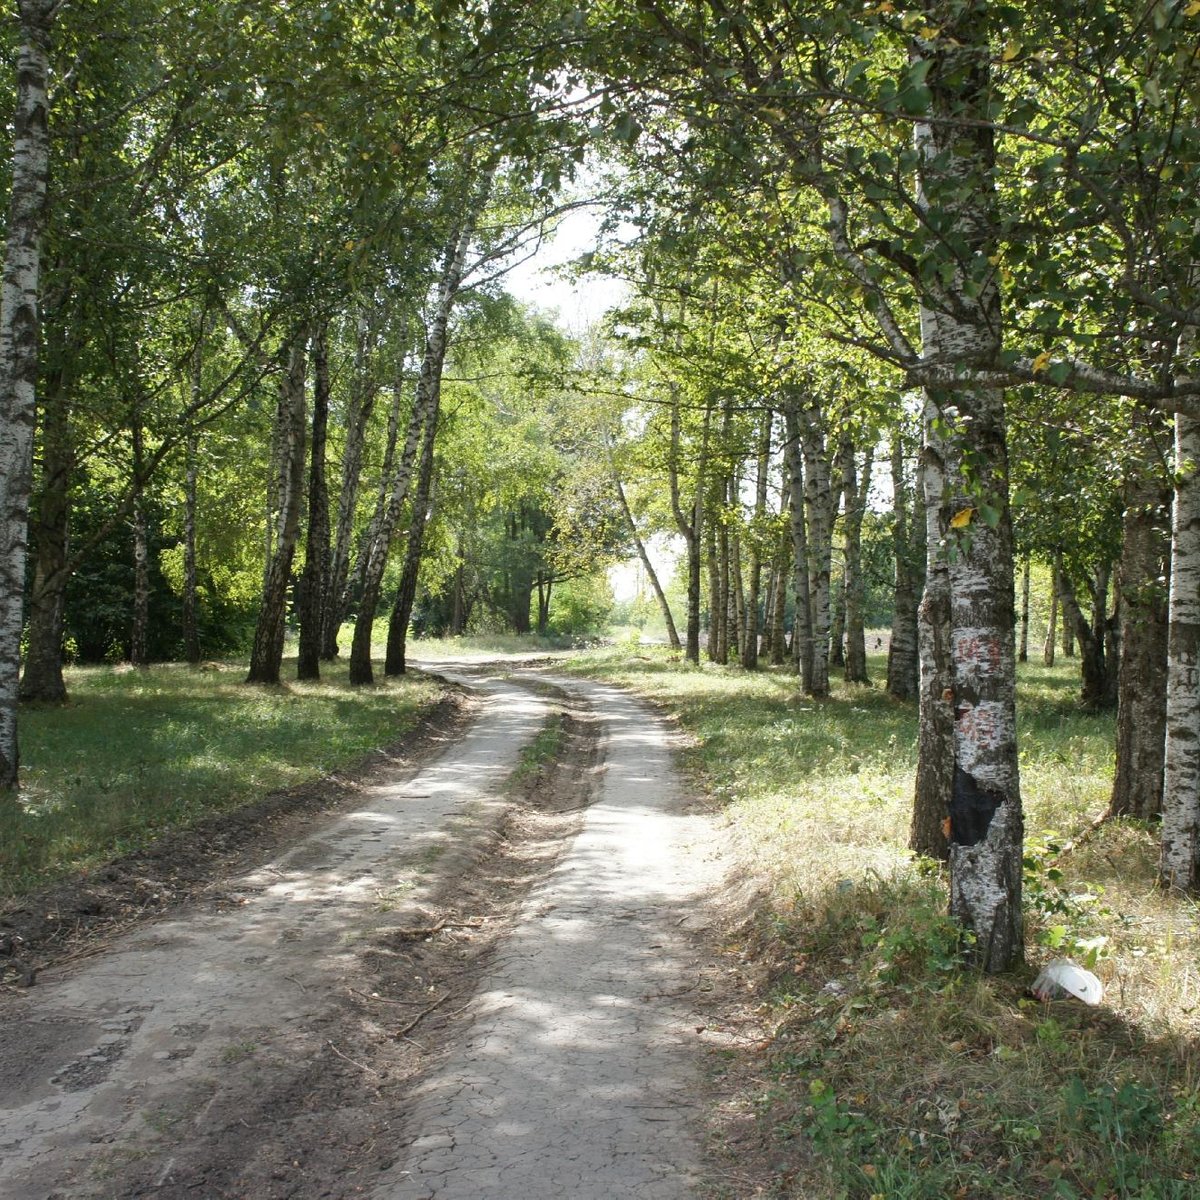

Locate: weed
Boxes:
[219,1040,258,1064]
[565,644,1200,1199]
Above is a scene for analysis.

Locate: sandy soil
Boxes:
[0,662,741,1200]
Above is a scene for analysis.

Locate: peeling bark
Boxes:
[1161,411,1200,891]
[913,9,1023,968]
[0,2,54,787]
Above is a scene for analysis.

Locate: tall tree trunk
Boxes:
[1043,562,1059,667]
[0,2,54,787]
[247,333,307,685]
[914,10,1023,970]
[1109,461,1168,820]
[1059,562,1112,711]
[783,404,815,689]
[1018,555,1030,664]
[181,430,201,664]
[705,523,719,662]
[130,419,149,667]
[297,323,331,680]
[385,407,437,676]
[829,577,846,670]
[715,501,730,664]
[741,411,771,670]
[730,519,745,660]
[887,429,920,702]
[842,437,874,684]
[20,349,72,702]
[1161,411,1200,891]
[614,473,679,650]
[321,308,385,659]
[667,391,709,663]
[911,396,953,861]
[768,481,791,667]
[1063,599,1075,658]
[349,161,492,684]
[799,400,834,697]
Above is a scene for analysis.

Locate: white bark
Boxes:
[1162,411,1200,891]
[0,4,53,787]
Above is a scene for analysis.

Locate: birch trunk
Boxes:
[887,430,920,702]
[842,438,874,684]
[783,404,815,689]
[614,473,679,650]
[297,323,331,680]
[130,419,149,667]
[741,411,771,670]
[715,503,730,664]
[246,334,307,685]
[667,391,708,663]
[705,524,719,661]
[1110,448,1170,819]
[181,430,201,664]
[0,2,54,787]
[348,163,490,684]
[914,10,1023,969]
[1161,411,1200,891]
[911,395,953,861]
[384,408,437,676]
[321,308,385,659]
[1018,556,1030,664]
[799,401,834,697]
[1043,564,1059,667]
[20,348,72,702]
[768,485,791,667]
[1059,562,1110,711]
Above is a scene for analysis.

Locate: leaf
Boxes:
[1031,351,1052,373]
[1187,1,1200,16]
[949,507,975,529]
[1001,39,1021,62]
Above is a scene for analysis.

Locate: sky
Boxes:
[500,200,628,333]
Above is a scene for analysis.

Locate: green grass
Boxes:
[506,713,568,795]
[1,657,440,901]
[564,644,1200,1200]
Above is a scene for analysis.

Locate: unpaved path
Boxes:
[0,661,728,1199]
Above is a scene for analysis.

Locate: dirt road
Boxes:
[0,662,728,1199]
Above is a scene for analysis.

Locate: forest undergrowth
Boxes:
[569,644,1200,1200]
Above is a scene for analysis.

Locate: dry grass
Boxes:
[566,645,1200,1199]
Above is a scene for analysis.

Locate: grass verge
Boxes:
[2,657,440,901]
[565,644,1200,1200]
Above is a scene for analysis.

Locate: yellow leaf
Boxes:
[1187,0,1200,15]
[950,507,975,529]
[877,2,895,12]
[1031,350,1052,373]
[1002,39,1021,62]
[919,25,940,38]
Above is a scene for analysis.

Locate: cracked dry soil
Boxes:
[0,664,733,1200]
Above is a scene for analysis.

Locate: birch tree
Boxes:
[0,0,56,788]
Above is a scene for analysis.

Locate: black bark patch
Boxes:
[950,765,1004,847]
